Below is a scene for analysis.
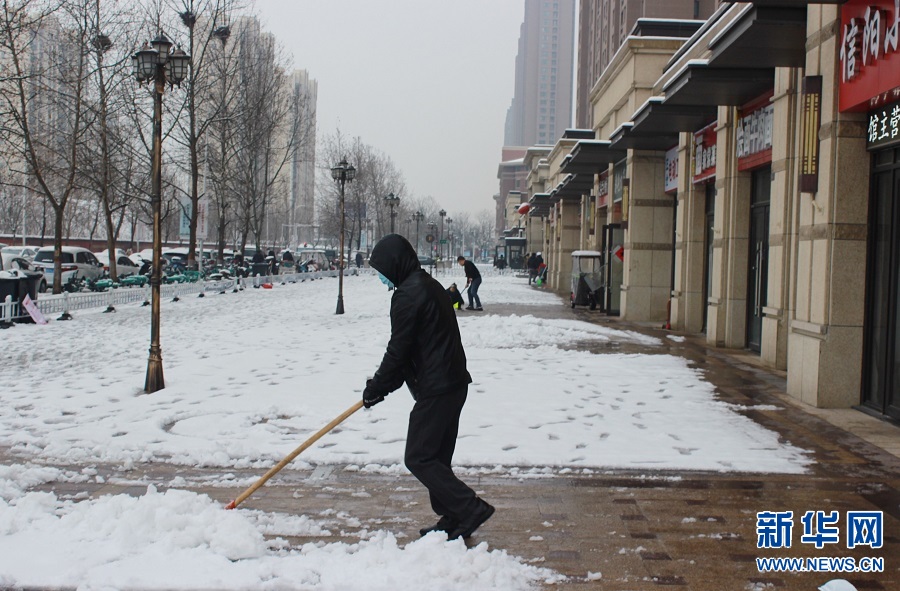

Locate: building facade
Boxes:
[504,0,577,147]
[523,0,900,420]
[288,70,318,246]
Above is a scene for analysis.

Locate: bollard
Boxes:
[58,292,73,321]
[103,287,115,313]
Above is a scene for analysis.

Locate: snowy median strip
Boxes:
[0,272,811,474]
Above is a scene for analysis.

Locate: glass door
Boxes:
[863,147,900,419]
[600,224,623,315]
[747,167,771,353]
[702,182,716,333]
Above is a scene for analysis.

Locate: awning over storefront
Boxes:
[631,96,717,136]
[663,60,774,107]
[708,4,808,69]
[528,192,552,217]
[560,140,626,175]
[550,174,594,202]
[609,122,679,152]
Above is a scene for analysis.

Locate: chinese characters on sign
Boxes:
[664,145,678,194]
[867,98,900,150]
[596,170,609,209]
[693,123,717,184]
[840,0,900,111]
[756,510,884,549]
[736,104,774,160]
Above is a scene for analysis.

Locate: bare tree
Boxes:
[229,18,309,253]
[0,0,95,292]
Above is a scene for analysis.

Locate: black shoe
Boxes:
[419,515,458,537]
[448,500,495,540]
[474,307,484,311]
[465,306,475,310]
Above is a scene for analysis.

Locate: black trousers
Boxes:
[404,387,477,520]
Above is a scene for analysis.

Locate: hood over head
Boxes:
[369,234,420,285]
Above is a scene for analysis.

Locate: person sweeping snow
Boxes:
[363,234,495,540]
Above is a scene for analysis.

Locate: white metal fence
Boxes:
[0,268,356,325]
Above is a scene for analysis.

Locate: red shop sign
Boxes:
[737,92,774,172]
[597,170,609,209]
[839,0,900,112]
[693,122,717,184]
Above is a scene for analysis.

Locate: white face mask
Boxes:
[377,272,394,289]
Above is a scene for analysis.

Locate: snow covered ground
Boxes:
[0,271,812,589]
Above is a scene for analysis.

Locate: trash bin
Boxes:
[0,271,42,323]
[570,250,603,310]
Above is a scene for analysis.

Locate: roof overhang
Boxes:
[707,4,807,69]
[528,192,552,216]
[550,174,594,202]
[560,140,626,174]
[631,96,717,136]
[663,60,773,107]
[609,121,678,152]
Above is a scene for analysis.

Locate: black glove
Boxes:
[363,379,386,408]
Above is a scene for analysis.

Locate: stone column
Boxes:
[671,135,709,332]
[785,6,868,407]
[708,105,752,349]
[763,67,800,370]
[621,151,674,322]
[553,198,581,295]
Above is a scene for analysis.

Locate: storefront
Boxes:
[839,0,900,418]
[736,93,775,353]
[692,123,717,333]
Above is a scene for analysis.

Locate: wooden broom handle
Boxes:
[226,399,365,509]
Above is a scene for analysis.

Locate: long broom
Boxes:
[225,399,365,509]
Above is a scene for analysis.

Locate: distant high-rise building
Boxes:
[575,0,718,128]
[288,70,318,246]
[503,0,576,147]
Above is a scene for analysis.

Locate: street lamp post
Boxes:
[427,222,437,258]
[413,211,424,254]
[438,208,446,261]
[384,192,400,234]
[331,158,356,315]
[133,33,191,394]
[446,217,452,257]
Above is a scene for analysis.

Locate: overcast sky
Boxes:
[252,0,525,218]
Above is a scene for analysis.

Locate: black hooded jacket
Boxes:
[368,234,472,400]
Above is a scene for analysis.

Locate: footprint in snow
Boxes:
[502,445,518,451]
[674,447,697,456]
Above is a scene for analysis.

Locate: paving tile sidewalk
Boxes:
[4,301,899,590]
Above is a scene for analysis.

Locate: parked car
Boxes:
[95,252,141,278]
[418,255,436,267]
[1,245,40,268]
[32,246,104,286]
[2,257,48,292]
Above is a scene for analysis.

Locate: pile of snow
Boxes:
[0,470,559,590]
